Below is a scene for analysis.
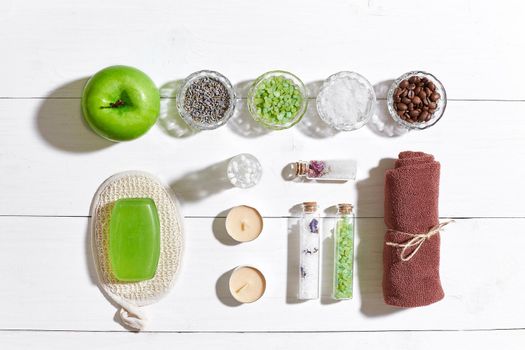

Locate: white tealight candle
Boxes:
[225,205,263,242]
[229,266,266,303]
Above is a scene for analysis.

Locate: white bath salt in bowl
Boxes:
[316,71,376,131]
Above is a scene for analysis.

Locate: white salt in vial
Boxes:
[227,153,262,188]
[316,71,376,131]
[298,202,320,300]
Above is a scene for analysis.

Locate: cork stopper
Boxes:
[337,203,353,215]
[295,162,308,176]
[302,201,318,213]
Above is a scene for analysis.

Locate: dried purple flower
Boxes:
[308,160,326,178]
[309,218,319,233]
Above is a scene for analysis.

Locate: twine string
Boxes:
[386,220,454,261]
[116,298,148,331]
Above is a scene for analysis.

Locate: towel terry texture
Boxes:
[383,151,444,307]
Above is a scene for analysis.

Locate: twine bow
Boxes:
[386,220,454,261]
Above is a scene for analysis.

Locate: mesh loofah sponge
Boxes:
[90,171,184,331]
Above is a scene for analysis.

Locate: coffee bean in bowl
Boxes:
[387,71,446,130]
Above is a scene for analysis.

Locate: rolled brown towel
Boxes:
[383,151,445,307]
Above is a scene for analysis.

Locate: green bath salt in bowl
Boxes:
[248,71,307,130]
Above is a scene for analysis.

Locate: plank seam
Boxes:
[0,328,524,334]
[1,215,525,219]
[0,97,524,102]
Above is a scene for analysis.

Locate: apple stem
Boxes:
[101,99,126,109]
[110,99,126,108]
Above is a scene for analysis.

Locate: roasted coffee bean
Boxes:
[393,74,443,125]
[409,110,420,118]
[397,103,408,111]
[409,76,420,84]
[430,92,440,102]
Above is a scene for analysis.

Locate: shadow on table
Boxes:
[215,268,242,307]
[85,219,97,286]
[296,81,339,139]
[281,162,299,182]
[158,80,197,138]
[356,158,402,317]
[227,80,270,138]
[170,159,233,204]
[367,80,408,138]
[35,78,114,152]
[212,208,240,246]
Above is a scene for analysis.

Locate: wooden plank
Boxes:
[0,0,524,100]
[1,330,524,350]
[1,99,524,217]
[0,216,523,331]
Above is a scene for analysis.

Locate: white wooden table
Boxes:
[2,0,525,348]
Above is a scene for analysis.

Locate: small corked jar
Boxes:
[176,70,236,130]
[387,71,447,130]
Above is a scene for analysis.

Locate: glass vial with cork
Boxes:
[333,203,355,300]
[298,201,321,300]
[295,160,357,181]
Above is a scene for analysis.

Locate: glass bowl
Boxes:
[316,71,376,131]
[176,70,236,130]
[227,153,262,189]
[387,71,447,130]
[247,70,308,130]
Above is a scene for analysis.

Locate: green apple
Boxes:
[81,65,160,141]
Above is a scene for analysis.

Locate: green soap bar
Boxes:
[109,198,160,282]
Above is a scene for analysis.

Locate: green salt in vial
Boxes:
[109,198,160,282]
[333,204,355,300]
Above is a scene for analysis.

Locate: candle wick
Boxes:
[235,283,248,294]
[241,221,249,231]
